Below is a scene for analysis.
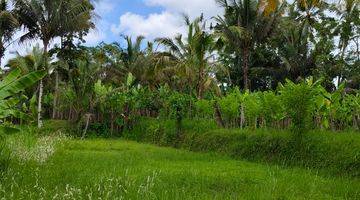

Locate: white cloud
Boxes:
[111,11,185,40]
[144,0,222,19]
[81,0,115,46]
[94,0,115,15]
[84,26,107,46]
[1,30,36,68]
[111,0,223,41]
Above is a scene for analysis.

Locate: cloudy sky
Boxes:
[2,0,223,66]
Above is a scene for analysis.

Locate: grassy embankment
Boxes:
[0,130,359,199]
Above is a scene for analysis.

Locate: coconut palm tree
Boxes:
[0,0,19,66]
[156,15,219,99]
[214,0,285,90]
[334,0,359,85]
[13,0,95,127]
[121,35,147,82]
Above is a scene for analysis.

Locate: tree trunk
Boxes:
[214,101,225,128]
[38,40,49,128]
[123,103,130,130]
[175,107,182,147]
[52,70,59,119]
[240,104,245,129]
[0,42,4,68]
[37,79,44,128]
[110,111,114,136]
[82,114,91,140]
[197,63,205,99]
[242,47,250,90]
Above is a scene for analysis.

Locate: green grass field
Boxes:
[1,137,360,199]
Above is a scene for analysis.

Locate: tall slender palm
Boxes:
[0,0,19,66]
[273,0,327,83]
[13,0,95,127]
[156,15,219,99]
[215,0,285,90]
[334,0,359,85]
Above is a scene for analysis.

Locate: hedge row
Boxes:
[124,118,360,177]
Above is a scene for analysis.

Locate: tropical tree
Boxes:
[7,46,45,75]
[0,0,19,66]
[215,0,285,90]
[92,36,150,87]
[13,0,95,127]
[0,68,46,133]
[6,46,48,119]
[120,35,147,84]
[333,0,359,86]
[156,15,220,99]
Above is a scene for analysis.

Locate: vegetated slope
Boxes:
[125,118,360,177]
[2,139,360,199]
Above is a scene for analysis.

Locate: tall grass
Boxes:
[1,139,360,199]
[0,134,10,174]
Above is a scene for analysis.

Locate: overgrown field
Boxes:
[1,134,360,199]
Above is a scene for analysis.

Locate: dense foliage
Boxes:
[0,0,358,136]
[0,0,359,198]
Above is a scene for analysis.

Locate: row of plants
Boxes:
[49,76,358,136]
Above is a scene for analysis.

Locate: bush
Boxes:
[218,88,241,127]
[124,118,217,146]
[279,80,315,134]
[260,91,285,128]
[194,99,214,119]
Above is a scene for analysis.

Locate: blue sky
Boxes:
[85,0,222,44]
[3,0,222,66]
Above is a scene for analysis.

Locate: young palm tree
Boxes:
[7,46,45,75]
[6,46,48,121]
[0,0,19,66]
[13,0,95,127]
[215,0,285,90]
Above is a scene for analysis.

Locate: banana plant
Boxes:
[0,68,46,133]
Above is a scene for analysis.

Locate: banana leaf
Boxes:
[0,70,46,100]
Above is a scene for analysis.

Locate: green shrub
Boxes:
[218,88,241,127]
[194,99,214,119]
[279,80,315,134]
[260,91,285,128]
[243,92,262,128]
